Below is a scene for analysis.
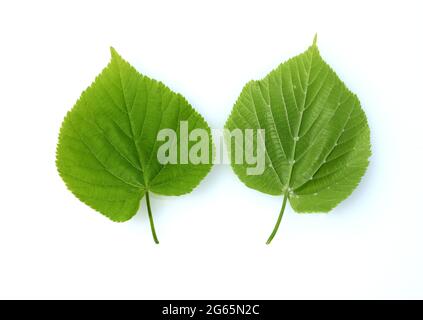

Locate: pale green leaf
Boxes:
[225,36,371,243]
[56,48,213,243]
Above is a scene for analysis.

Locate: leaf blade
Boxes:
[226,37,371,240]
[56,49,213,224]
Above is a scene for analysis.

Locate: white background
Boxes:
[0,0,422,299]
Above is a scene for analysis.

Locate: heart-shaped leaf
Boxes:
[225,36,371,244]
[56,48,213,243]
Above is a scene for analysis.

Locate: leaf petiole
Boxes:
[145,191,159,244]
[266,192,289,244]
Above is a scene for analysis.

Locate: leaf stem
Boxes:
[145,191,159,244]
[266,192,289,245]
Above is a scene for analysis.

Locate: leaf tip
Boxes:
[110,46,118,58]
[313,33,318,46]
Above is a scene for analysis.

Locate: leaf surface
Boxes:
[56,48,212,242]
[225,36,371,243]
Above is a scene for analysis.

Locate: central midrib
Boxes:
[116,60,146,189]
[283,47,315,195]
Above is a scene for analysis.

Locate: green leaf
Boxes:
[56,48,213,243]
[225,35,371,244]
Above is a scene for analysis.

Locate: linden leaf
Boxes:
[225,36,371,244]
[56,48,213,243]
